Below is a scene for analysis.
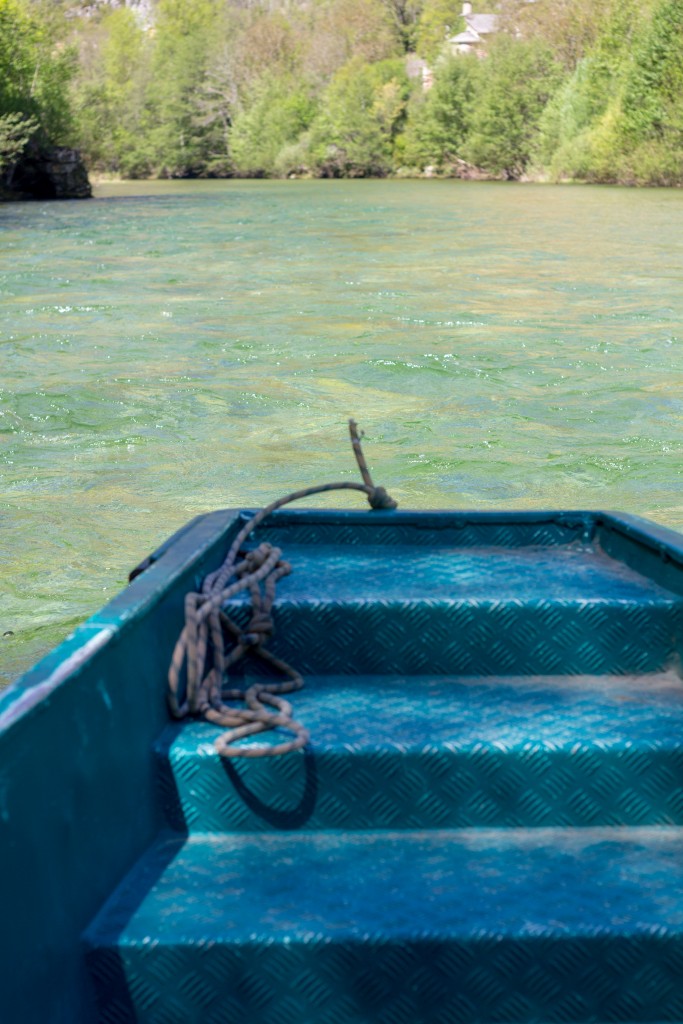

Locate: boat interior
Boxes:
[5,509,683,1022]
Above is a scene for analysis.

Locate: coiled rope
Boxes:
[168,420,397,758]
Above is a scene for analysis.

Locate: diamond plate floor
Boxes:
[83,528,683,1021]
[85,827,683,1024]
[221,545,683,677]
[235,543,679,604]
[158,672,683,831]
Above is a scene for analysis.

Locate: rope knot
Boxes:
[240,611,274,647]
[367,485,398,510]
[244,543,275,571]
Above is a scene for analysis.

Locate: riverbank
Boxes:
[86,168,678,188]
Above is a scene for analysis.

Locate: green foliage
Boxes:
[530,0,683,184]
[0,111,38,173]
[620,0,683,143]
[192,46,237,177]
[6,0,683,184]
[309,0,403,74]
[533,54,619,178]
[415,0,464,61]
[73,0,233,177]
[144,0,219,176]
[230,77,317,176]
[497,0,619,72]
[308,57,410,176]
[402,54,479,168]
[74,8,153,176]
[0,0,75,145]
[464,35,561,177]
[0,0,37,115]
[381,0,426,53]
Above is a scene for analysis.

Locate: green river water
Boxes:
[2,179,683,685]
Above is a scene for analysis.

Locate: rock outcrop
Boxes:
[1,144,92,200]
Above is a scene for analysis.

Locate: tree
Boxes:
[402,54,479,168]
[465,35,561,177]
[73,7,153,175]
[530,0,667,183]
[380,0,425,52]
[192,45,238,176]
[230,10,303,94]
[496,0,620,72]
[304,0,402,82]
[308,56,409,175]
[0,0,76,146]
[230,75,317,176]
[414,0,463,62]
[143,0,218,176]
[0,111,38,176]
[9,0,683,185]
[612,0,683,183]
[620,0,683,144]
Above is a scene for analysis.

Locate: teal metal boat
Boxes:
[6,489,683,1021]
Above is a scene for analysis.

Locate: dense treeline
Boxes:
[2,0,683,185]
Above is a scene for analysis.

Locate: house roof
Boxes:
[450,27,483,45]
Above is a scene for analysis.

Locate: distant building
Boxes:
[448,2,499,56]
[409,2,503,93]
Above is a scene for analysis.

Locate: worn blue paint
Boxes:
[158,672,683,832]
[5,509,683,1022]
[89,827,683,940]
[85,829,683,1022]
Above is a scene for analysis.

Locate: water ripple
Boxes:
[2,179,683,680]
